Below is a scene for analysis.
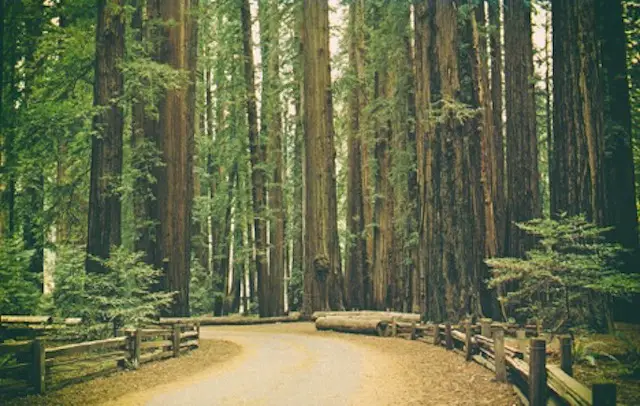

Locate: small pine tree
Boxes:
[0,239,40,315]
[52,245,173,339]
[486,215,640,333]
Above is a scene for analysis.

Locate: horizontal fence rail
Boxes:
[0,321,200,396]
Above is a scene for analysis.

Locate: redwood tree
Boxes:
[417,0,485,321]
[345,0,367,310]
[301,0,343,315]
[598,0,638,251]
[260,0,285,316]
[241,0,269,317]
[551,0,606,226]
[414,0,434,318]
[504,0,541,257]
[147,0,197,315]
[488,0,506,256]
[86,0,125,273]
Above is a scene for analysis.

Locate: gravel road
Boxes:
[126,323,517,406]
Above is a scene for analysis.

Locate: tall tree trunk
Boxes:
[261,0,285,316]
[598,0,638,251]
[414,0,435,319]
[359,3,373,311]
[551,0,606,226]
[421,0,482,321]
[405,28,418,314]
[372,69,394,310]
[370,2,412,311]
[213,166,236,315]
[148,0,196,316]
[488,0,505,256]
[3,1,19,238]
[504,0,540,257]
[470,4,497,259]
[131,0,153,264]
[345,0,366,311]
[301,0,343,316]
[289,0,304,312]
[460,3,486,319]
[22,0,46,287]
[241,0,269,317]
[86,0,125,273]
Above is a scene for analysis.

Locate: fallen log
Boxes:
[310,311,420,323]
[0,315,53,324]
[159,312,301,326]
[315,316,388,336]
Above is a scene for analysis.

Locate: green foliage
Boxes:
[626,1,640,216]
[0,239,40,314]
[189,257,214,316]
[615,332,640,378]
[288,264,304,312]
[486,215,640,332]
[51,244,88,317]
[51,246,173,339]
[573,338,618,367]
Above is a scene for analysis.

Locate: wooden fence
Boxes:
[385,318,616,406]
[0,321,199,396]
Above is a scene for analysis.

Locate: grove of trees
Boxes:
[1,0,639,330]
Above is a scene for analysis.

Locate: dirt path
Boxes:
[116,323,517,406]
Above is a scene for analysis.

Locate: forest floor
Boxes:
[5,339,242,406]
[569,323,640,405]
[113,323,516,405]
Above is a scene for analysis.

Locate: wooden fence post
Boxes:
[529,338,547,406]
[391,319,397,337]
[133,328,141,368]
[465,321,473,361]
[172,324,180,358]
[592,383,616,406]
[480,318,492,338]
[516,329,527,352]
[494,327,506,382]
[31,339,45,394]
[410,322,417,340]
[560,336,572,376]
[444,323,453,350]
[433,324,440,345]
[119,330,129,369]
[196,321,201,339]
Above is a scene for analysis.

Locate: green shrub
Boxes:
[486,215,640,333]
[0,238,40,314]
[52,245,173,339]
[189,257,214,316]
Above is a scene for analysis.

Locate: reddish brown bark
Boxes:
[345,0,367,311]
[146,0,197,316]
[301,0,344,315]
[551,0,606,227]
[86,0,125,273]
[504,0,541,256]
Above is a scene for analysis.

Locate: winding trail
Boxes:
[116,323,517,406]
